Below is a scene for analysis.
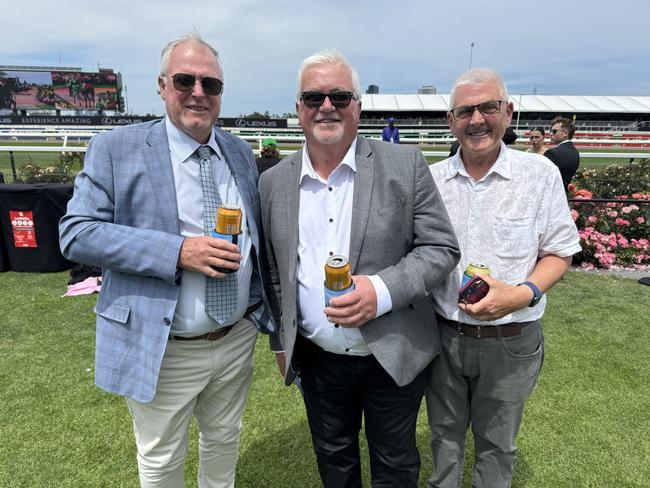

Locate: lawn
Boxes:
[0,270,647,487]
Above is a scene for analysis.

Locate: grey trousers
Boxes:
[425,318,544,488]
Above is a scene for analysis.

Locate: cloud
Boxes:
[1,0,647,115]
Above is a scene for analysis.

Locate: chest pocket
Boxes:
[494,216,535,259]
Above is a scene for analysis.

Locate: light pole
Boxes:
[468,42,475,69]
[515,93,523,131]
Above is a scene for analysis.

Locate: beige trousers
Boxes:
[126,319,258,488]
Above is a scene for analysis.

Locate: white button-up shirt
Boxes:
[430,143,581,325]
[297,139,392,355]
[165,118,253,335]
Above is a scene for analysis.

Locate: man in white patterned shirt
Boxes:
[425,68,581,488]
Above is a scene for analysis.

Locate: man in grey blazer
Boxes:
[59,33,272,488]
[259,49,460,488]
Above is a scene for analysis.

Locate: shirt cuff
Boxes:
[368,274,393,318]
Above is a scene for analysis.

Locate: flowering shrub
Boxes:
[569,184,650,269]
[16,152,83,184]
[572,158,650,198]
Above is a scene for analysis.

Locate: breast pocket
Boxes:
[494,216,535,259]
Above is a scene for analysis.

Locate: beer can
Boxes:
[324,255,352,291]
[461,262,491,288]
[215,205,242,235]
[324,255,354,307]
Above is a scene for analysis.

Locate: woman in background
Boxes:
[528,127,547,155]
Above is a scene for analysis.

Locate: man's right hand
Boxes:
[178,236,241,278]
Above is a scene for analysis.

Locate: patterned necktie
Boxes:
[197,145,238,325]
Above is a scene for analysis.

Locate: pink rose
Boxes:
[614,218,630,226]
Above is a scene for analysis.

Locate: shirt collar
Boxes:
[300,138,358,183]
[445,141,511,181]
[165,117,223,163]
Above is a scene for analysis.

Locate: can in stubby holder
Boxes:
[461,262,491,288]
[211,205,242,274]
[324,255,355,306]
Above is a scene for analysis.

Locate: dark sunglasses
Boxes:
[550,128,562,134]
[300,91,356,109]
[171,73,223,96]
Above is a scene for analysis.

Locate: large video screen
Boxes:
[0,69,120,111]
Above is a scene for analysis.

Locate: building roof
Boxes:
[360,94,650,113]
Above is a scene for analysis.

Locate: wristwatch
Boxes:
[518,281,543,307]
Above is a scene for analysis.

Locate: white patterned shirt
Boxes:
[430,143,581,325]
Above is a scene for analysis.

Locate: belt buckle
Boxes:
[456,324,465,336]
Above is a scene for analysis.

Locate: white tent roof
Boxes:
[360,94,650,114]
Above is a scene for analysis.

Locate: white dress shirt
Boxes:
[297,139,392,355]
[430,143,581,325]
[165,118,253,335]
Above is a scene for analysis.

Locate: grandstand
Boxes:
[359,94,650,131]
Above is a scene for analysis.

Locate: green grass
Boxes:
[0,271,648,487]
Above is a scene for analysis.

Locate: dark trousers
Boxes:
[296,335,427,488]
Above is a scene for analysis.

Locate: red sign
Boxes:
[10,210,37,248]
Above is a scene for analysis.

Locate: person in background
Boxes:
[260,49,459,487]
[527,126,547,155]
[381,117,400,143]
[544,116,580,190]
[426,68,581,488]
[59,32,273,488]
[256,137,282,174]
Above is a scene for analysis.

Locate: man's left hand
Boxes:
[324,275,377,328]
[459,275,533,321]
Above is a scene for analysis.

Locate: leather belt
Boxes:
[437,315,529,339]
[169,326,234,341]
[169,301,262,341]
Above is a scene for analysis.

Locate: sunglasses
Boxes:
[300,91,356,109]
[550,128,563,134]
[171,73,224,96]
[450,100,505,119]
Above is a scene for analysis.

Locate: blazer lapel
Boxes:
[349,137,373,273]
[145,121,179,233]
[285,150,303,283]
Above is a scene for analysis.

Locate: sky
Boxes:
[2,0,648,117]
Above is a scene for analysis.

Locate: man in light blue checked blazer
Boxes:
[59,33,274,488]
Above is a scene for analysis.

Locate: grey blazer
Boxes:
[59,119,273,403]
[259,136,460,386]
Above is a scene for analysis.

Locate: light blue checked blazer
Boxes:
[60,119,274,403]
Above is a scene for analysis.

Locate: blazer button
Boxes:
[163,317,171,326]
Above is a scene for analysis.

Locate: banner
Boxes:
[9,210,37,248]
[0,115,287,128]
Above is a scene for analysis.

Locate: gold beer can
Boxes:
[324,255,352,291]
[215,205,242,235]
[466,263,491,277]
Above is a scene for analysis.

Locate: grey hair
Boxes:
[296,48,361,101]
[159,32,222,77]
[449,68,509,108]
